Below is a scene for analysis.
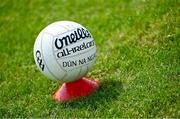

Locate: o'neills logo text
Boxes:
[55,28,92,50]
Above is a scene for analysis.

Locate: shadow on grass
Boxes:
[61,80,123,109]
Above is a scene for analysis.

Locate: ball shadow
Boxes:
[61,80,123,109]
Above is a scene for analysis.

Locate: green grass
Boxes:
[0,0,179,118]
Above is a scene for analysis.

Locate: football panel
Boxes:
[34,32,56,80]
[41,32,67,81]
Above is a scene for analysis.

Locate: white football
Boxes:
[33,21,96,82]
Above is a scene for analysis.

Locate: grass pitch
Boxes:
[0,0,179,118]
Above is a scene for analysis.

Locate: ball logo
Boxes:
[35,50,45,71]
[54,27,95,60]
[54,27,91,50]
